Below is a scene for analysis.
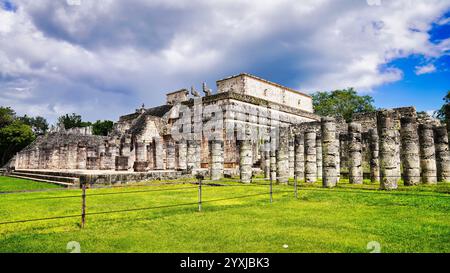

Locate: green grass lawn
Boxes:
[0,178,449,253]
[0,176,63,192]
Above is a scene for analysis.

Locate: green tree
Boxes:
[57,113,91,130]
[92,120,114,136]
[312,88,376,122]
[0,120,35,166]
[435,91,450,129]
[0,107,16,128]
[18,115,49,135]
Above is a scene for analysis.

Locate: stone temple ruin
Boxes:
[10,73,450,189]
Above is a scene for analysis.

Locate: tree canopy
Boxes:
[18,115,49,135]
[435,91,450,129]
[0,107,50,166]
[0,107,16,128]
[312,88,376,122]
[0,111,36,166]
[57,113,92,130]
[92,120,114,136]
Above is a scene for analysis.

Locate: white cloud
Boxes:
[415,64,437,75]
[0,0,449,123]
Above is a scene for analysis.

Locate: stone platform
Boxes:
[12,169,192,187]
[11,168,242,187]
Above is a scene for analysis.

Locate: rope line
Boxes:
[0,189,290,226]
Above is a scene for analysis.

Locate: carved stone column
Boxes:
[209,140,224,181]
[434,125,450,182]
[316,135,323,181]
[289,137,295,178]
[263,140,271,179]
[294,133,305,181]
[304,130,317,183]
[276,127,290,184]
[348,122,363,184]
[166,141,176,170]
[239,139,253,183]
[368,129,380,183]
[321,117,339,188]
[187,140,201,170]
[400,117,420,185]
[154,138,164,170]
[177,141,188,170]
[377,110,400,190]
[133,142,148,172]
[419,124,437,184]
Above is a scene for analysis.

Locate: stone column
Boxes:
[304,130,317,183]
[77,145,87,169]
[259,143,266,175]
[123,137,135,170]
[166,141,176,170]
[49,148,59,169]
[321,117,339,188]
[335,132,341,181]
[99,151,107,170]
[316,135,323,180]
[348,123,363,184]
[30,149,38,169]
[38,149,47,169]
[394,130,402,180]
[177,141,188,170]
[239,139,253,183]
[294,133,305,181]
[377,110,400,190]
[108,142,118,170]
[263,140,271,178]
[276,127,290,184]
[400,117,421,185]
[419,124,437,184]
[121,142,131,157]
[134,142,148,172]
[209,140,224,180]
[368,129,380,183]
[86,145,99,170]
[270,140,277,182]
[66,143,78,169]
[339,134,348,171]
[58,145,68,169]
[187,140,201,170]
[289,137,295,178]
[434,125,450,182]
[147,144,154,170]
[154,138,164,170]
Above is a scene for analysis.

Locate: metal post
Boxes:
[294,174,298,199]
[198,177,202,212]
[269,175,273,203]
[81,183,86,228]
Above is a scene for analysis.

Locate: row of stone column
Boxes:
[17,138,203,172]
[132,139,201,172]
[377,110,450,189]
[238,113,450,189]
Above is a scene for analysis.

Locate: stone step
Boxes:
[14,169,81,178]
[12,171,80,184]
[8,174,74,188]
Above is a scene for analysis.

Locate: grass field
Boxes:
[0,176,449,253]
[0,176,63,192]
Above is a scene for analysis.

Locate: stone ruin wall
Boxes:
[217,74,314,112]
[13,105,450,190]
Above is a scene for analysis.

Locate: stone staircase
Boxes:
[9,170,80,188]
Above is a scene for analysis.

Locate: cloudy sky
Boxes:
[0,0,449,123]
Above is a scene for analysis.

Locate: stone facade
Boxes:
[12,73,450,189]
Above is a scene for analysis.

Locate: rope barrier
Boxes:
[0,188,290,226]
